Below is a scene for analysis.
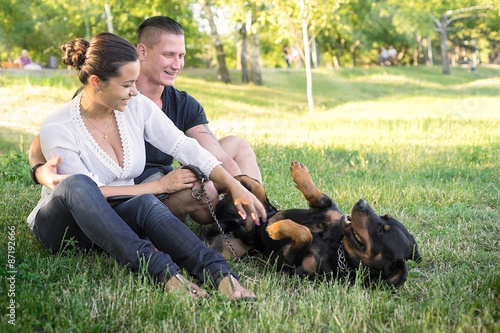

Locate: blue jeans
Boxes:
[33,174,235,286]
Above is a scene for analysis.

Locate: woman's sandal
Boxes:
[165,273,208,300]
[220,274,257,303]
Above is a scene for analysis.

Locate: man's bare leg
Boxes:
[219,135,262,183]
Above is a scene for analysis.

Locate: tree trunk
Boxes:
[203,2,231,83]
[311,38,318,69]
[350,40,360,67]
[439,14,450,75]
[331,38,344,69]
[302,17,313,117]
[414,35,422,66]
[427,37,433,66]
[239,25,249,83]
[249,31,262,85]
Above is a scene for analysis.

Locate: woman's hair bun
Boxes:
[61,38,89,70]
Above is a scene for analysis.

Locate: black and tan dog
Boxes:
[206,160,421,288]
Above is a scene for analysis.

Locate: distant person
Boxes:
[379,47,388,66]
[14,49,42,70]
[488,52,496,64]
[292,42,301,68]
[468,59,479,76]
[387,45,397,65]
[282,43,291,68]
[14,49,32,66]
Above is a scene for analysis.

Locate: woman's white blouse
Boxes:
[27,92,220,228]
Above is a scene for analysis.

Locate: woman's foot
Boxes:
[218,274,257,301]
[165,273,208,300]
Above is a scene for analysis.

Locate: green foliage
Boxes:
[1,0,498,69]
[0,67,499,331]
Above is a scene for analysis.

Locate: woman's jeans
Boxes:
[33,174,234,286]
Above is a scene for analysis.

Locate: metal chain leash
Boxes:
[337,240,347,277]
[191,180,240,262]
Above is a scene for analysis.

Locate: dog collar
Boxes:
[337,240,347,277]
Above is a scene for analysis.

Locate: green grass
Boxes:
[1,66,499,332]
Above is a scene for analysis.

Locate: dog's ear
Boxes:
[384,259,408,288]
[411,243,422,263]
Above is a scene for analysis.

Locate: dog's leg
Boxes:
[290,160,324,206]
[266,219,313,266]
[209,234,252,260]
[267,219,312,249]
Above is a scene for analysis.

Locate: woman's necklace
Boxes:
[81,106,113,140]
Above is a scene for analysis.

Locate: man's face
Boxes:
[140,33,186,87]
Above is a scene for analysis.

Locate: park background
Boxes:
[1,0,499,76]
[1,0,499,332]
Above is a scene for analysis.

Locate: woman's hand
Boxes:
[226,179,267,226]
[156,167,198,194]
[35,155,69,190]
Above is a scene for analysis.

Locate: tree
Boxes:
[201,0,231,83]
[432,5,494,74]
[239,23,250,83]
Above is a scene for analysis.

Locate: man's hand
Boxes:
[36,155,68,190]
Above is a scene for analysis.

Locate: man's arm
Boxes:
[29,136,68,189]
[185,124,242,177]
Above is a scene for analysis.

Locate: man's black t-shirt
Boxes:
[134,86,208,183]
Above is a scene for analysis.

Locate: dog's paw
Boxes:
[266,222,285,240]
[267,220,313,248]
[290,160,310,179]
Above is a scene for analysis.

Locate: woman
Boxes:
[27,32,266,300]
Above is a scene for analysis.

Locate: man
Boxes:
[29,16,262,224]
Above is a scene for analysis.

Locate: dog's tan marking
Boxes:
[343,214,374,263]
[235,175,267,203]
[301,253,318,273]
[267,219,313,249]
[290,160,324,206]
[234,175,269,232]
[326,210,343,226]
[221,238,252,259]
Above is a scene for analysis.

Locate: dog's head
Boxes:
[339,199,421,288]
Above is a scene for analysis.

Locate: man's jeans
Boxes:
[33,174,234,286]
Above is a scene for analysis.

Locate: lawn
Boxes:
[0,65,499,332]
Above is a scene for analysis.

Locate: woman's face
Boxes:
[98,60,140,111]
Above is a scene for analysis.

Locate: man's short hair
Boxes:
[137,16,184,48]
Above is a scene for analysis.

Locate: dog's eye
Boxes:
[378,227,384,237]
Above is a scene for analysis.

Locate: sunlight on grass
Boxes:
[0,82,75,134]
[318,96,500,120]
[354,74,443,88]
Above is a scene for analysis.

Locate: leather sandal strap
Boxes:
[175,273,198,295]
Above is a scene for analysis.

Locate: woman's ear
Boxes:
[89,75,101,92]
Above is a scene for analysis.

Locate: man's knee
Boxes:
[220,135,256,160]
